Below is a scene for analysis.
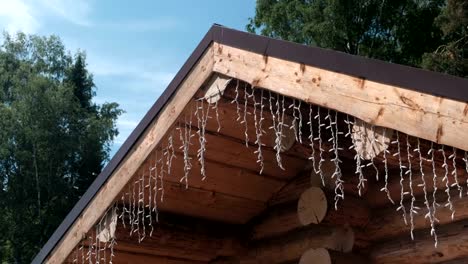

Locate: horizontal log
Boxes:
[72,211,244,262]
[300,248,369,264]
[149,151,285,202]
[66,249,205,264]
[244,225,355,263]
[366,188,468,242]
[251,195,369,240]
[367,164,468,208]
[213,43,468,152]
[269,166,365,206]
[172,124,307,180]
[195,96,296,152]
[370,219,468,264]
[113,224,240,261]
[120,173,266,224]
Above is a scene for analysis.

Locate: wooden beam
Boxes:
[213,42,468,152]
[45,45,216,264]
[177,110,306,180]
[244,225,355,263]
[366,165,468,208]
[366,189,468,242]
[299,248,369,264]
[113,224,241,261]
[269,167,365,206]
[66,249,205,264]
[120,164,267,224]
[68,212,244,262]
[370,219,468,264]
[142,149,285,202]
[251,195,369,240]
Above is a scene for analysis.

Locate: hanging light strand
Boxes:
[380,127,394,204]
[440,145,455,219]
[253,88,265,174]
[393,131,408,225]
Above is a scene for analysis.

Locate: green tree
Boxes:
[247,0,457,70]
[0,32,122,263]
[422,0,468,77]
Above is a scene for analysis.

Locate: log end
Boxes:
[298,187,328,225]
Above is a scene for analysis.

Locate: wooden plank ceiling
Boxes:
[89,79,468,264]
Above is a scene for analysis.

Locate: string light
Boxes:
[314,106,325,184]
[416,138,438,246]
[253,88,265,174]
[440,145,455,219]
[449,147,462,197]
[406,134,418,240]
[380,128,394,204]
[393,131,408,225]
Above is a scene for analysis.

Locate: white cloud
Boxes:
[101,17,181,32]
[0,0,93,33]
[0,0,39,33]
[117,118,139,129]
[42,0,92,27]
[87,54,175,88]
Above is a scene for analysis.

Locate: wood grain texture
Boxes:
[251,196,369,240]
[370,219,468,264]
[213,42,468,152]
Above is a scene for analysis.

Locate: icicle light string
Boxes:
[76,87,468,262]
[268,91,285,169]
[440,145,455,219]
[290,99,299,142]
[328,110,344,209]
[369,125,380,181]
[393,131,408,225]
[147,155,153,237]
[353,118,366,197]
[276,94,286,169]
[242,83,250,147]
[179,108,194,188]
[213,93,221,133]
[232,79,242,122]
[135,175,142,240]
[314,106,325,184]
[429,142,441,241]
[449,147,463,198]
[406,134,418,240]
[297,100,303,143]
[464,151,468,196]
[416,138,438,247]
[308,104,320,182]
[152,150,160,223]
[381,128,394,204]
[195,99,210,179]
[141,171,147,242]
[253,88,265,174]
[159,148,167,203]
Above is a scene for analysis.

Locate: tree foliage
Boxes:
[0,32,122,263]
[248,0,467,77]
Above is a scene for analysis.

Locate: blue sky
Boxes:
[0,0,255,156]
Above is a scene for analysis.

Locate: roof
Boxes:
[33,24,468,264]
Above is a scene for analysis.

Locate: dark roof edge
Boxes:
[31,24,217,264]
[33,24,468,263]
[212,26,468,102]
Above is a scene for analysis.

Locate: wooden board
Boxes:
[171,125,306,180]
[142,149,285,202]
[213,42,468,152]
[370,219,468,264]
